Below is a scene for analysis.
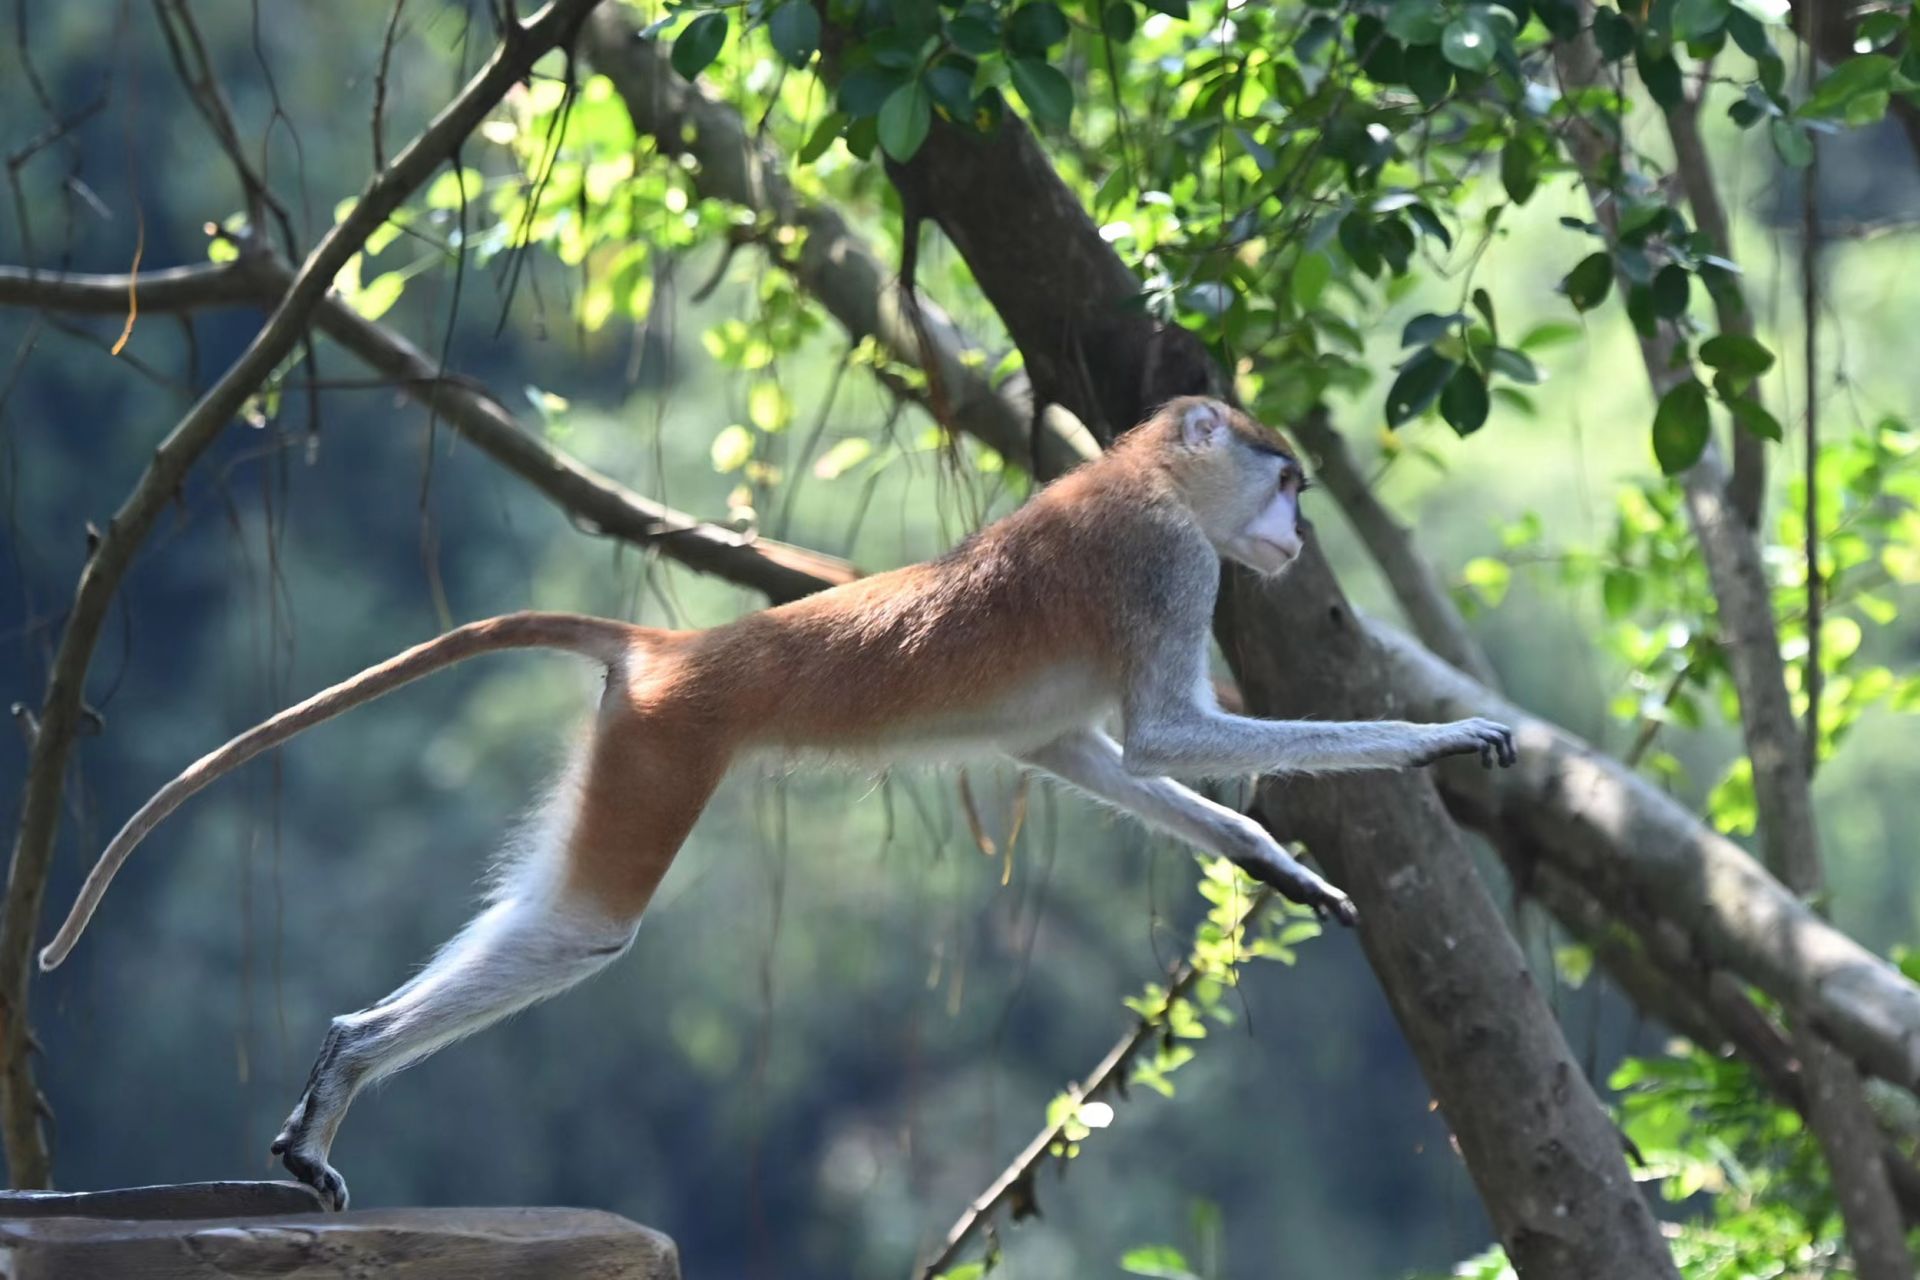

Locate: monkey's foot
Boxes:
[271,1112,349,1211]
[1413,718,1517,770]
[1235,854,1358,928]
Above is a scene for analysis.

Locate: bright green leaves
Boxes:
[671,11,728,80]
[1802,53,1895,125]
[1652,379,1711,475]
[878,80,933,160]
[767,0,821,68]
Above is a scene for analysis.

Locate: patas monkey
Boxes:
[38,396,1514,1209]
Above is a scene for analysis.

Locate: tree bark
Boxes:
[887,107,1678,1277]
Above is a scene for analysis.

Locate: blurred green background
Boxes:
[4,3,1915,1276]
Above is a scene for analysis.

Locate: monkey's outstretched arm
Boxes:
[37,612,640,973]
[1018,728,1357,926]
[1121,709,1516,778]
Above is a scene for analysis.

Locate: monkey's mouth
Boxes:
[1236,537,1300,576]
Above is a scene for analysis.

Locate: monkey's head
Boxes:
[1153,397,1309,577]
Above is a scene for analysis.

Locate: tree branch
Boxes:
[885,93,1678,1277]
[1288,409,1499,686]
[920,890,1277,1279]
[1550,14,1909,1270]
[0,0,604,1189]
[580,9,1096,479]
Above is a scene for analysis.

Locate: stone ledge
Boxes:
[0,1186,679,1280]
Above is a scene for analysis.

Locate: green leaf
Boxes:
[1636,47,1683,108]
[1729,396,1783,441]
[1518,320,1581,351]
[947,11,1000,55]
[877,80,933,160]
[767,0,821,68]
[1602,567,1642,618]
[1102,1,1138,41]
[1138,0,1189,17]
[1009,57,1073,128]
[1462,555,1510,604]
[1471,287,1497,338]
[710,424,755,473]
[813,437,874,478]
[1290,251,1332,309]
[1440,10,1497,72]
[1651,264,1691,318]
[924,62,976,118]
[1770,118,1813,168]
[840,66,908,118]
[1487,346,1541,384]
[1403,44,1452,106]
[1385,0,1447,45]
[1699,333,1774,378]
[1593,7,1635,60]
[1500,137,1538,204]
[1671,0,1729,41]
[1803,53,1894,118]
[1440,365,1490,435]
[1652,379,1711,474]
[1007,2,1069,53]
[1120,1245,1198,1279]
[671,11,729,80]
[1386,350,1457,426]
[1562,251,1613,311]
[798,111,848,163]
[1402,311,1464,347]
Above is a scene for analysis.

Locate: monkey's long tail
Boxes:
[38,611,642,972]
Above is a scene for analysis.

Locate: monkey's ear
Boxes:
[1178,399,1228,449]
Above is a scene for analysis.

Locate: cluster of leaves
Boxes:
[1480,417,1920,833]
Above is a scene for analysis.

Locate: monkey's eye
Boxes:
[1293,475,1313,494]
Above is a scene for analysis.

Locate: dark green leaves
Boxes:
[1010,57,1073,127]
[671,11,729,80]
[768,1,820,68]
[1386,349,1457,426]
[1592,7,1635,60]
[1651,264,1690,318]
[1007,2,1069,54]
[1440,365,1490,435]
[1501,136,1539,204]
[1699,333,1775,379]
[1563,252,1613,311]
[878,81,932,160]
[1652,379,1711,474]
[1770,118,1814,168]
[1138,0,1189,17]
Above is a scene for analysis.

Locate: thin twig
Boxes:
[0,0,604,1190]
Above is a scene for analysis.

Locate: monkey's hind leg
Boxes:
[272,712,716,1210]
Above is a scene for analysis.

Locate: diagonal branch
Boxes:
[580,10,1095,479]
[0,0,605,1190]
[1287,409,1498,686]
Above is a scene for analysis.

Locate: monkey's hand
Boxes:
[1232,847,1359,928]
[1411,718,1517,770]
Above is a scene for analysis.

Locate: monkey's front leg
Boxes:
[1018,729,1357,927]
[1123,710,1516,778]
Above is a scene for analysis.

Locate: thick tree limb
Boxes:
[0,256,855,603]
[579,10,1095,478]
[0,0,604,1189]
[886,101,1678,1276]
